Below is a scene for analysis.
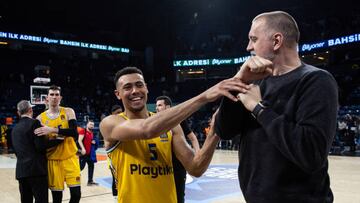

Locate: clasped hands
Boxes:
[233,56,273,111]
[34,125,63,140]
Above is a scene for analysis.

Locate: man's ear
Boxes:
[273,32,283,51]
[114,89,122,100]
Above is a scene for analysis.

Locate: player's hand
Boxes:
[81,149,86,155]
[234,56,273,82]
[34,125,57,136]
[201,77,250,102]
[237,84,262,111]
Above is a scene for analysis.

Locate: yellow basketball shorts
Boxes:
[48,155,81,191]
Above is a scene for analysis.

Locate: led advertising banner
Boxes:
[301,33,360,52]
[0,31,130,53]
[173,56,251,67]
[174,33,360,67]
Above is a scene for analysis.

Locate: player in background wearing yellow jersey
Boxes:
[100,67,249,203]
[34,85,81,203]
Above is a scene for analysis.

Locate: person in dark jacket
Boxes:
[215,11,338,203]
[12,100,48,203]
[155,95,200,203]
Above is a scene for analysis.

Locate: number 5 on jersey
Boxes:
[148,143,158,161]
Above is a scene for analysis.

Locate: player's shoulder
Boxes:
[63,106,75,113]
[78,127,85,134]
[100,114,125,128]
[62,106,77,120]
[100,115,126,140]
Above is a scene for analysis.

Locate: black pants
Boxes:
[51,186,81,203]
[112,174,117,196]
[174,170,186,203]
[80,155,95,183]
[18,176,48,203]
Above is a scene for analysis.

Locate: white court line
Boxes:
[0,154,16,168]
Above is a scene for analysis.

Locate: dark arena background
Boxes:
[1,0,360,202]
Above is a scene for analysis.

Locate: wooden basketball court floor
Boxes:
[1,149,359,203]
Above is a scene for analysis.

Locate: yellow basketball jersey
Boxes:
[40,107,78,160]
[107,112,177,203]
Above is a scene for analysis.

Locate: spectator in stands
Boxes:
[338,117,348,139]
[12,100,48,203]
[344,114,356,152]
[1,122,8,152]
[100,66,248,203]
[155,95,200,203]
[203,117,211,137]
[355,116,360,146]
[215,11,338,203]
[78,120,99,186]
[35,85,81,203]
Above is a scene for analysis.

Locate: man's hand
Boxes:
[34,125,58,136]
[201,77,250,102]
[237,84,262,112]
[234,56,273,82]
[81,148,86,155]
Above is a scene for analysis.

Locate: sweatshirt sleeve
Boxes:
[257,70,338,173]
[215,96,252,140]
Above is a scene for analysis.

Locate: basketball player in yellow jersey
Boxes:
[100,67,250,203]
[34,85,81,203]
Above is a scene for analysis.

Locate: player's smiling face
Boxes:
[115,73,148,112]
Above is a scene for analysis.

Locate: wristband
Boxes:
[251,101,267,119]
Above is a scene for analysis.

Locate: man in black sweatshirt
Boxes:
[215,11,338,203]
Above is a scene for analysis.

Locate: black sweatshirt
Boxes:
[215,63,338,203]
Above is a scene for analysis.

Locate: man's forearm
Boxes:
[188,132,200,152]
[35,119,78,139]
[57,119,78,139]
[78,138,85,151]
[57,128,78,138]
[142,94,207,138]
[187,133,220,177]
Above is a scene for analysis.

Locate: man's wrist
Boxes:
[251,101,268,119]
[234,73,247,82]
[249,101,260,112]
